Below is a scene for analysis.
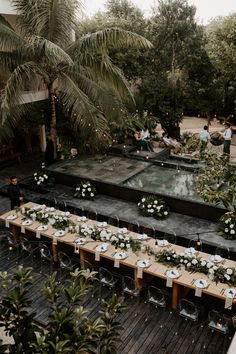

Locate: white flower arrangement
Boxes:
[74,180,96,200]
[33,163,49,185]
[138,195,169,219]
[220,211,236,240]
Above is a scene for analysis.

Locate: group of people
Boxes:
[199,122,233,157]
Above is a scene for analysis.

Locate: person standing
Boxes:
[222,122,232,158]
[7,176,23,210]
[199,125,210,152]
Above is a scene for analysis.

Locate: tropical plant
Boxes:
[0,266,125,353]
[0,0,152,157]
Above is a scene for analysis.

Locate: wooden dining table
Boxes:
[1,201,236,310]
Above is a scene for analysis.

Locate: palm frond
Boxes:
[66,66,128,125]
[58,73,108,134]
[0,61,49,124]
[67,27,153,56]
[30,36,74,68]
[0,14,26,50]
[0,51,27,71]
[12,0,82,47]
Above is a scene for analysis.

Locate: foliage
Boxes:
[0,0,152,155]
[0,267,125,353]
[33,162,56,187]
[74,180,97,200]
[180,134,200,154]
[137,195,169,219]
[196,151,236,208]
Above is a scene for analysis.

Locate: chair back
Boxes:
[127,222,140,234]
[58,252,73,270]
[99,267,114,286]
[39,243,52,261]
[108,216,119,228]
[188,238,203,252]
[179,299,199,321]
[122,276,138,296]
[147,286,166,307]
[215,247,230,259]
[21,238,34,254]
[163,232,176,244]
[208,310,230,334]
[87,210,98,221]
[142,226,155,238]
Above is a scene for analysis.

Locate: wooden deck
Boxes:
[0,198,234,354]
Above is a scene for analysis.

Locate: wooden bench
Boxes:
[0,146,21,164]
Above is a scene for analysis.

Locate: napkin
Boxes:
[21,225,25,234]
[195,287,202,297]
[36,230,41,239]
[5,220,9,228]
[74,243,79,254]
[95,251,100,261]
[114,258,120,268]
[166,277,173,287]
[53,236,58,245]
[225,297,233,310]
[137,267,143,279]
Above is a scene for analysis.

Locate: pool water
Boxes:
[123,165,201,201]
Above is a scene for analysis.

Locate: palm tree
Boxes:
[0,0,152,158]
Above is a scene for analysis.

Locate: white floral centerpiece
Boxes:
[138,195,169,219]
[80,224,97,238]
[21,205,53,224]
[74,180,96,200]
[91,229,141,252]
[52,212,74,231]
[33,163,49,185]
[220,211,236,240]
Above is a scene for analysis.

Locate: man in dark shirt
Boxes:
[7,176,23,210]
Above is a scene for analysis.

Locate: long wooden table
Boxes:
[1,202,236,310]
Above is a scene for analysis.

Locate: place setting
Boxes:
[74,237,87,253]
[20,219,33,233]
[113,250,127,268]
[95,242,109,261]
[166,268,181,287]
[53,230,66,245]
[137,259,151,278]
[209,254,224,264]
[224,288,236,309]
[5,213,17,227]
[193,278,209,297]
[185,247,198,256]
[96,221,108,229]
[36,224,48,239]
[137,233,150,241]
[77,216,87,223]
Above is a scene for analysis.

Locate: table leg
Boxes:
[172,283,179,310]
[52,242,58,262]
[134,268,143,293]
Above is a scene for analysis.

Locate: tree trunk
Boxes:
[49,84,57,159]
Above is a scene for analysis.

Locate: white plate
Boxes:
[97,222,108,228]
[210,255,223,263]
[96,243,109,252]
[224,288,236,299]
[185,247,197,255]
[54,230,65,237]
[166,269,180,279]
[137,234,149,240]
[118,228,128,234]
[77,216,87,222]
[137,259,150,268]
[194,279,208,289]
[158,239,169,247]
[37,225,48,231]
[75,238,86,245]
[114,252,127,260]
[22,220,32,226]
[6,214,17,220]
